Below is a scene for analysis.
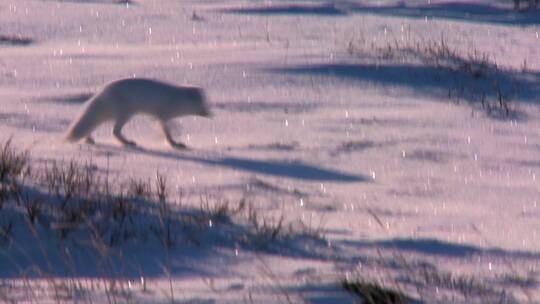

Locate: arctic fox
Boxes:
[64,78,211,148]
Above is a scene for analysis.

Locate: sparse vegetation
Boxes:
[340,253,525,304]
[347,34,524,117]
[0,140,326,302]
[0,139,533,303]
[0,140,307,248]
[342,279,407,304]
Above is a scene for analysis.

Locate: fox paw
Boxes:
[170,142,187,149]
[120,140,137,147]
[84,137,95,145]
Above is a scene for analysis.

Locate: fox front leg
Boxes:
[160,121,187,149]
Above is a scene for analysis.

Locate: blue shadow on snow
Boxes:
[126,147,369,183]
[342,237,540,259]
[220,1,540,26]
[344,1,540,26]
[269,63,540,106]
[219,3,347,16]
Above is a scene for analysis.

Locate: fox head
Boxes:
[192,88,212,117]
[177,87,212,118]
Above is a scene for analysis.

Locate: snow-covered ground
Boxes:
[1,0,539,303]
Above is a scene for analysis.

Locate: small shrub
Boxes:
[348,35,518,116]
[342,279,407,304]
[247,203,287,245]
[127,178,151,199]
[0,138,28,183]
[42,160,101,209]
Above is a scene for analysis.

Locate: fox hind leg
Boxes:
[113,116,136,147]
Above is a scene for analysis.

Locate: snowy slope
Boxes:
[1,0,539,303]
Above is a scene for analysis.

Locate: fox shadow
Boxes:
[194,155,367,182]
[120,145,368,183]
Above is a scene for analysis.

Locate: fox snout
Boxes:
[200,107,212,117]
[193,88,212,117]
[197,101,212,117]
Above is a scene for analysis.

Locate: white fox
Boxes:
[64,78,211,148]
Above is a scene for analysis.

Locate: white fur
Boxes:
[65,78,211,148]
